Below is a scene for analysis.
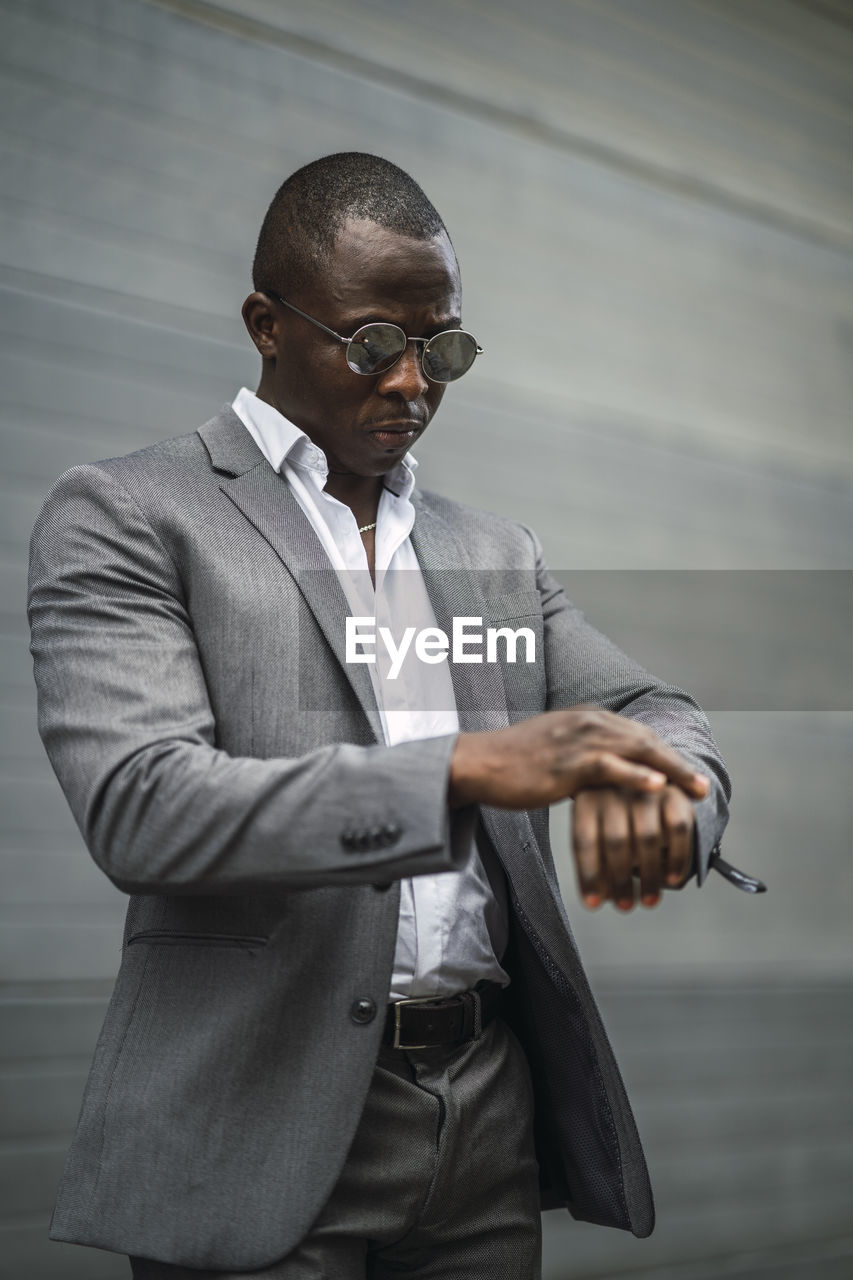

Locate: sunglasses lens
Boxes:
[346,324,407,375]
[422,331,479,383]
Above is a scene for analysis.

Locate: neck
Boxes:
[323,471,384,524]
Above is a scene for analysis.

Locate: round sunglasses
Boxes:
[265,292,483,384]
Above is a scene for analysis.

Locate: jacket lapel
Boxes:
[409,493,511,735]
[411,493,549,887]
[198,408,384,743]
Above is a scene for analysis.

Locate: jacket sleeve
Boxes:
[28,464,475,896]
[527,527,731,886]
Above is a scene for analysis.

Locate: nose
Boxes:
[376,341,429,400]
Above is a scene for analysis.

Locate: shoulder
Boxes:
[29,418,247,589]
[33,408,248,528]
[64,426,211,491]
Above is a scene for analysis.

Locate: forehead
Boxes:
[309,216,461,317]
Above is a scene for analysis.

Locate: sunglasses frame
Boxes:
[264,292,483,384]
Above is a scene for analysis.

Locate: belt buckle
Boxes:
[392,995,442,1050]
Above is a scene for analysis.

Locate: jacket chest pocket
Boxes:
[483,591,546,718]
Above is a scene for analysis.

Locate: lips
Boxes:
[368,419,424,431]
[367,420,424,447]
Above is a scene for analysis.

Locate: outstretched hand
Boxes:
[448,705,708,811]
[448,705,706,912]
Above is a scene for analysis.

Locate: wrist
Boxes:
[448,733,480,809]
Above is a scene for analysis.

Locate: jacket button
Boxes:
[350,998,377,1025]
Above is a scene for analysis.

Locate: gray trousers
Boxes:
[129,1017,542,1279]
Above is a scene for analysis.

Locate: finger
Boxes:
[575,752,668,794]
[630,792,664,908]
[624,736,709,799]
[661,787,695,888]
[600,792,634,911]
[572,792,607,908]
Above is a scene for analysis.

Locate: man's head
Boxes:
[242,153,466,479]
[251,152,453,300]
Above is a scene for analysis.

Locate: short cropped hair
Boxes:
[252,152,451,298]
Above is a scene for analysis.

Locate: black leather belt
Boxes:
[381,981,504,1050]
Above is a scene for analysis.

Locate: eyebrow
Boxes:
[341,313,463,335]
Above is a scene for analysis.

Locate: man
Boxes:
[29,153,737,1279]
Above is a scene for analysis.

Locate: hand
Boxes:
[572,784,696,911]
[448,705,709,811]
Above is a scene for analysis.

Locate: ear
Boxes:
[241,292,279,359]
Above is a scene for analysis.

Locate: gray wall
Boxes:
[1,1,851,1277]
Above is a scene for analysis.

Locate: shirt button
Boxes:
[350,998,377,1025]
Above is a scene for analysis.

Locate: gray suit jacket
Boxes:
[28,408,730,1270]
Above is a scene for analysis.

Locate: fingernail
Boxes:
[667,873,682,886]
[584,893,602,909]
[642,893,660,908]
[694,773,709,791]
[646,771,666,786]
[616,898,633,912]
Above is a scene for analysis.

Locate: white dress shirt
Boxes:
[232,388,509,999]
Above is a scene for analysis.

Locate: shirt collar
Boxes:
[231,387,418,500]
